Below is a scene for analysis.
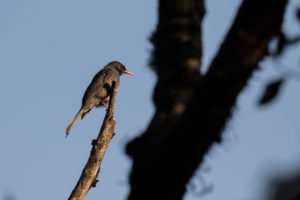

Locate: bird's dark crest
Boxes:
[106,61,127,75]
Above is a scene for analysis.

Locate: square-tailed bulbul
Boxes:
[66,61,134,136]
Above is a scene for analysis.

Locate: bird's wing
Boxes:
[82,69,106,105]
[81,68,118,105]
[102,69,120,92]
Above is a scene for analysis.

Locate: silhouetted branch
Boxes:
[271,32,300,57]
[126,0,288,199]
[69,81,118,200]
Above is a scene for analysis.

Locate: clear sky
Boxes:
[1,1,300,200]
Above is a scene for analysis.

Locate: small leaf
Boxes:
[258,78,285,105]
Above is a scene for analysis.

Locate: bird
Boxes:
[66,61,134,136]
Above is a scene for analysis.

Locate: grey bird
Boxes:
[66,61,134,136]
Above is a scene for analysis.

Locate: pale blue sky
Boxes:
[1,1,300,200]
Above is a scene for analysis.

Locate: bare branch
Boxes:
[68,81,118,200]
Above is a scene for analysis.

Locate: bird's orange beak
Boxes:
[124,70,134,76]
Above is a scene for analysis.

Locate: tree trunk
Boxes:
[126,0,288,199]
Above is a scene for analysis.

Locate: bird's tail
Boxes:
[66,108,85,136]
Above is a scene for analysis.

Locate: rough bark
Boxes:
[126,0,288,199]
[68,81,118,200]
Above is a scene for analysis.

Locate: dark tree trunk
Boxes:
[126,0,288,199]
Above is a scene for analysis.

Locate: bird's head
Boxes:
[108,61,134,76]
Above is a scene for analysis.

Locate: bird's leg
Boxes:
[103,102,108,108]
[101,96,110,109]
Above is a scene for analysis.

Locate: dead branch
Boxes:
[68,81,118,200]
